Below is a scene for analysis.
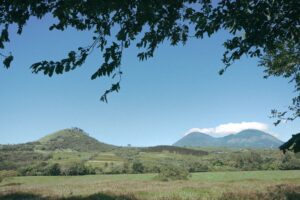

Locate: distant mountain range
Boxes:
[1,128,284,151]
[173,129,283,148]
[0,128,207,155]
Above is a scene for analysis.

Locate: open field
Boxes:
[1,170,300,200]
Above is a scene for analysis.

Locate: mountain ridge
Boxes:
[173,129,283,148]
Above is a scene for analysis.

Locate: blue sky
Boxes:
[0,16,299,146]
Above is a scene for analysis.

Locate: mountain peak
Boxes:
[38,128,115,152]
[236,129,268,136]
[186,131,212,136]
[174,129,283,149]
[173,132,216,147]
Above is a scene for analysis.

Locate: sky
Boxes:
[0,16,299,146]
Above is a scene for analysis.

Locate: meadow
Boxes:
[1,129,300,199]
[1,170,300,200]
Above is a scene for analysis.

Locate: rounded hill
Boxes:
[38,128,115,152]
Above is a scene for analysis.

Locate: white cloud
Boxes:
[184,122,269,137]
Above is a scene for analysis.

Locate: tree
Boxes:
[132,161,144,173]
[156,164,190,181]
[46,163,61,176]
[280,133,300,153]
[1,1,299,150]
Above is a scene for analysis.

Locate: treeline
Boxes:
[18,162,96,176]
[142,145,208,156]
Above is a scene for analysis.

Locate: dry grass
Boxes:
[0,171,300,200]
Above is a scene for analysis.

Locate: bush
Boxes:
[61,162,95,176]
[156,165,190,181]
[18,162,53,176]
[280,153,300,170]
[188,162,209,172]
[132,162,144,173]
[45,163,61,176]
[109,165,124,174]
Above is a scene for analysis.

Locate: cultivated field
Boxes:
[1,170,300,200]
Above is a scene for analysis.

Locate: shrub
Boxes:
[0,161,17,170]
[188,162,209,172]
[280,153,300,170]
[156,165,190,181]
[61,162,95,176]
[18,165,37,176]
[132,162,144,173]
[46,163,61,176]
[109,165,123,174]
[18,162,49,176]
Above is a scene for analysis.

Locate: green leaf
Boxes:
[3,55,13,69]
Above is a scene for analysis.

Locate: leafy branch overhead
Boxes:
[279,133,300,153]
[0,0,299,120]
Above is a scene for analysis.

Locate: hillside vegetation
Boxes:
[142,145,208,156]
[37,128,115,152]
[0,128,299,177]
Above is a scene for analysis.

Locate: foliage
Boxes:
[280,133,300,153]
[0,142,38,152]
[0,150,51,170]
[60,162,95,176]
[186,161,209,173]
[1,0,300,152]
[0,1,299,107]
[19,162,48,176]
[142,145,208,156]
[131,161,144,174]
[1,140,300,176]
[279,152,300,170]
[46,163,61,176]
[231,151,264,171]
[18,162,96,176]
[156,164,190,181]
[262,41,300,125]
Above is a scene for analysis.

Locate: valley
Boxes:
[1,128,300,199]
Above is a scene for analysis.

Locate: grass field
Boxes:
[1,170,300,200]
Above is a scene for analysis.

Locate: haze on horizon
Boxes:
[0,16,299,147]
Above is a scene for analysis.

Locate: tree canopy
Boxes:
[0,0,299,152]
[279,133,300,153]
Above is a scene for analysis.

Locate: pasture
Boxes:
[1,170,300,200]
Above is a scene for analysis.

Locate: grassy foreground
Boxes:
[1,170,300,200]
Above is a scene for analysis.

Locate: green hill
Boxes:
[37,128,115,152]
[173,129,283,149]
